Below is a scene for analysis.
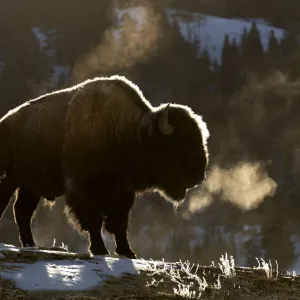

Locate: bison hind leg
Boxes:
[0,177,18,220]
[104,215,136,259]
[13,187,40,247]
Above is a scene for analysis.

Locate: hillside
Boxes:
[27,6,287,88]
[1,243,300,299]
[124,6,285,64]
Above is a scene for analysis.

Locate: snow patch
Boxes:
[32,27,48,50]
[2,258,139,291]
[51,65,70,87]
[165,8,285,64]
[0,243,164,292]
[0,243,21,252]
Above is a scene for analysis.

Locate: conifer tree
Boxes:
[266,29,281,69]
[240,26,248,54]
[196,47,213,94]
[242,21,265,73]
[231,38,242,89]
[280,30,300,77]
[220,34,240,95]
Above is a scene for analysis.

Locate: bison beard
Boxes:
[0,75,209,258]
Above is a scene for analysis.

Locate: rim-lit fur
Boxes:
[0,75,209,258]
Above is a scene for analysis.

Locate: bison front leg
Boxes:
[104,196,136,259]
[65,183,109,256]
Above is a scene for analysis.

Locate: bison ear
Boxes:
[158,103,174,135]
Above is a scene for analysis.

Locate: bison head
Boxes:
[139,103,209,203]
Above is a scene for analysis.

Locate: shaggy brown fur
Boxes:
[0,75,209,258]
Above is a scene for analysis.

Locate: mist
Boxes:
[73,3,161,82]
[187,161,277,215]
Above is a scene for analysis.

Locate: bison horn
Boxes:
[158,103,174,135]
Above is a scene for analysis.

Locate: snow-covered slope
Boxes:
[30,7,286,86]
[33,7,286,66]
[119,6,285,65]
[169,9,285,64]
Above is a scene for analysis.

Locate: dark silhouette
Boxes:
[0,75,209,258]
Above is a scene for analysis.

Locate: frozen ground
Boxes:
[1,242,300,299]
[0,243,163,292]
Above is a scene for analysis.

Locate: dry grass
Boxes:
[1,248,300,299]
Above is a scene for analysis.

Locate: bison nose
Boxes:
[188,177,206,191]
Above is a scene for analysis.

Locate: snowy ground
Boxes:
[1,242,300,299]
[0,243,162,292]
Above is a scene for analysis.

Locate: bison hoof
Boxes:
[90,248,110,256]
[115,248,137,259]
[22,242,35,248]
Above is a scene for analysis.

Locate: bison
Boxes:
[0,75,209,258]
